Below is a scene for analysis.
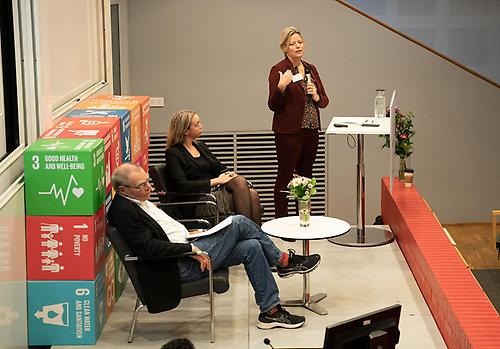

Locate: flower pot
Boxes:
[404,168,414,187]
[298,200,311,227]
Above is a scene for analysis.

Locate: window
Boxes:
[0,0,20,161]
[0,46,4,159]
[36,0,108,115]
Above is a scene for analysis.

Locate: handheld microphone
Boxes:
[263,338,275,349]
[304,65,312,102]
[305,65,312,84]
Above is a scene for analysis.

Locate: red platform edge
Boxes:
[381,177,500,349]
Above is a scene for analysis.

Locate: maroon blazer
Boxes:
[268,57,329,134]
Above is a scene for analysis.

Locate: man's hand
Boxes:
[191,244,211,272]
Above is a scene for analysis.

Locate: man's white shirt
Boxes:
[124,195,189,244]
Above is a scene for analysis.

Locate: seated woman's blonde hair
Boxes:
[166,110,197,149]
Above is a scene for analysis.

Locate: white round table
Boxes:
[262,216,350,315]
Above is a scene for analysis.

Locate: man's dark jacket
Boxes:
[107,194,192,313]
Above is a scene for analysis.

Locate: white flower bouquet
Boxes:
[287,175,317,201]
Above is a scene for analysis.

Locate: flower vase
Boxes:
[399,158,407,181]
[298,200,311,227]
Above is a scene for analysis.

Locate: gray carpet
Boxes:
[471,269,500,314]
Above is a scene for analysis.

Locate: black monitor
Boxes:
[323,304,402,349]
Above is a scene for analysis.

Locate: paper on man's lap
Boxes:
[185,216,233,239]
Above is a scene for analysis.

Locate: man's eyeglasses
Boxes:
[123,179,151,191]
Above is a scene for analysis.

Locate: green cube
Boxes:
[24,138,105,216]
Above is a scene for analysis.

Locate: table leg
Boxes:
[282,240,328,315]
[303,240,309,304]
[329,134,394,247]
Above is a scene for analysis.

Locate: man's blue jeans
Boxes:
[178,215,281,313]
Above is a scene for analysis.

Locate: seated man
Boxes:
[108,163,321,329]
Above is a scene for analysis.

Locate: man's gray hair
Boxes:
[111,162,143,191]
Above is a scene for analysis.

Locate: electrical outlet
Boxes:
[150,97,165,107]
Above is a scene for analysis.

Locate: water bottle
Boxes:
[374,89,386,118]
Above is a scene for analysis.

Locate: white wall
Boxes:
[126,0,500,224]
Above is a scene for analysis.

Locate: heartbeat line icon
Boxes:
[38,175,85,206]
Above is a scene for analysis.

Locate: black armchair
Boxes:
[106,224,230,343]
[149,164,222,226]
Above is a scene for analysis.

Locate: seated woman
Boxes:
[164,110,261,225]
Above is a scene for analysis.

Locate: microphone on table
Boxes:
[264,338,275,349]
[304,65,312,102]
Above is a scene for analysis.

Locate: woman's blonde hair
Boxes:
[166,110,197,148]
[279,26,303,54]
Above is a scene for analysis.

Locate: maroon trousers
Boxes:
[273,129,319,218]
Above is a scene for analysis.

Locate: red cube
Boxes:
[26,206,106,280]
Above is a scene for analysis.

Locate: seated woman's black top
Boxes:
[164,142,228,193]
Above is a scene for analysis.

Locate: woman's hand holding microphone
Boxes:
[307,81,320,102]
[278,69,319,102]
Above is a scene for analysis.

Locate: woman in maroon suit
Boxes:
[268,26,329,217]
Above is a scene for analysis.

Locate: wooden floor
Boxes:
[444,223,500,269]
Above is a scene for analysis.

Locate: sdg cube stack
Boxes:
[25,138,107,345]
[68,95,151,301]
[24,95,150,345]
[40,115,125,322]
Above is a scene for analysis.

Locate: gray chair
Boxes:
[106,224,230,343]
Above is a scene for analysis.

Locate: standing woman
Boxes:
[164,110,261,225]
[268,26,329,218]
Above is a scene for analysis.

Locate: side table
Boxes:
[262,216,350,315]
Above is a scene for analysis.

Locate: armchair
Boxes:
[106,224,230,343]
[149,164,221,226]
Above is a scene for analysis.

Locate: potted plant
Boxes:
[380,107,415,179]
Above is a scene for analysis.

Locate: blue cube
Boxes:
[27,270,106,345]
